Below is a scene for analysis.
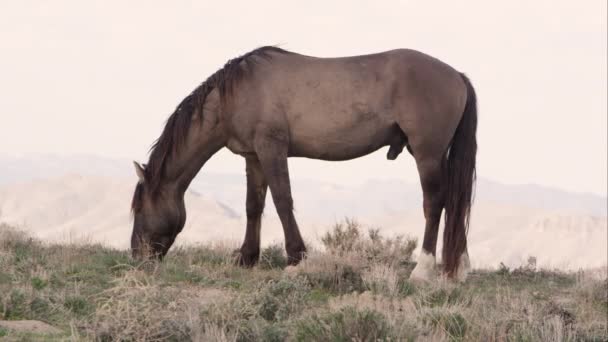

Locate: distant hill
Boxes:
[0,154,606,269]
[0,175,245,248]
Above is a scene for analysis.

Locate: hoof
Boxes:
[234,248,259,267]
[455,253,471,282]
[286,246,307,266]
[409,250,436,282]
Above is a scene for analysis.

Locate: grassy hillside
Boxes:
[0,221,606,341]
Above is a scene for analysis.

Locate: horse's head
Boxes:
[130,161,186,260]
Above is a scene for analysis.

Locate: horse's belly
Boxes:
[288,115,395,161]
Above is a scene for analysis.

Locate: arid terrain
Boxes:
[1,221,606,341]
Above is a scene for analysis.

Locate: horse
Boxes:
[130,46,477,280]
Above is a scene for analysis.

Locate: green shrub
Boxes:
[225,317,287,342]
[49,272,66,289]
[295,306,393,342]
[64,296,92,316]
[309,288,332,303]
[420,287,465,308]
[254,276,310,322]
[321,218,416,267]
[259,323,288,342]
[300,260,366,294]
[422,309,468,341]
[321,219,361,254]
[172,244,235,266]
[259,244,287,270]
[91,249,134,275]
[64,264,112,289]
[4,289,27,319]
[158,262,207,284]
[0,272,11,285]
[397,278,417,297]
[31,276,47,290]
[29,297,51,319]
[496,262,510,276]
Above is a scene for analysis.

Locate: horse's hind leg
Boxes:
[409,155,446,281]
[254,137,307,265]
[238,157,268,266]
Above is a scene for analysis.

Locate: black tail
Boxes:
[442,73,478,278]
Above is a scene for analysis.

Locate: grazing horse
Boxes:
[130,46,477,280]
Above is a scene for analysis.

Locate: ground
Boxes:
[0,221,606,341]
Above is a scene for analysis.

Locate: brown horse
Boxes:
[131,46,477,280]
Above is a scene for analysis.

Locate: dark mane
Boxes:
[131,46,288,211]
[131,182,144,212]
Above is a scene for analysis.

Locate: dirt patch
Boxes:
[0,320,63,335]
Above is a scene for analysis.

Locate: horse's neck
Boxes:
[166,102,225,192]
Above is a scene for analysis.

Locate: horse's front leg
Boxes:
[237,157,268,266]
[254,135,306,265]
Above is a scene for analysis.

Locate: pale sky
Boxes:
[1,1,606,195]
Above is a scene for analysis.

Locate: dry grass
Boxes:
[0,221,606,341]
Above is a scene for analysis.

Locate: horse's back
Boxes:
[226,49,466,161]
[257,48,465,118]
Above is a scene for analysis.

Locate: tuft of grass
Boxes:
[4,289,27,320]
[258,243,288,270]
[422,308,468,341]
[64,296,93,317]
[253,276,311,322]
[29,297,51,320]
[30,276,47,290]
[156,260,209,284]
[309,288,332,303]
[294,252,366,294]
[295,306,394,342]
[397,277,418,297]
[418,286,466,308]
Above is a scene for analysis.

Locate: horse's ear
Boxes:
[133,161,145,183]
